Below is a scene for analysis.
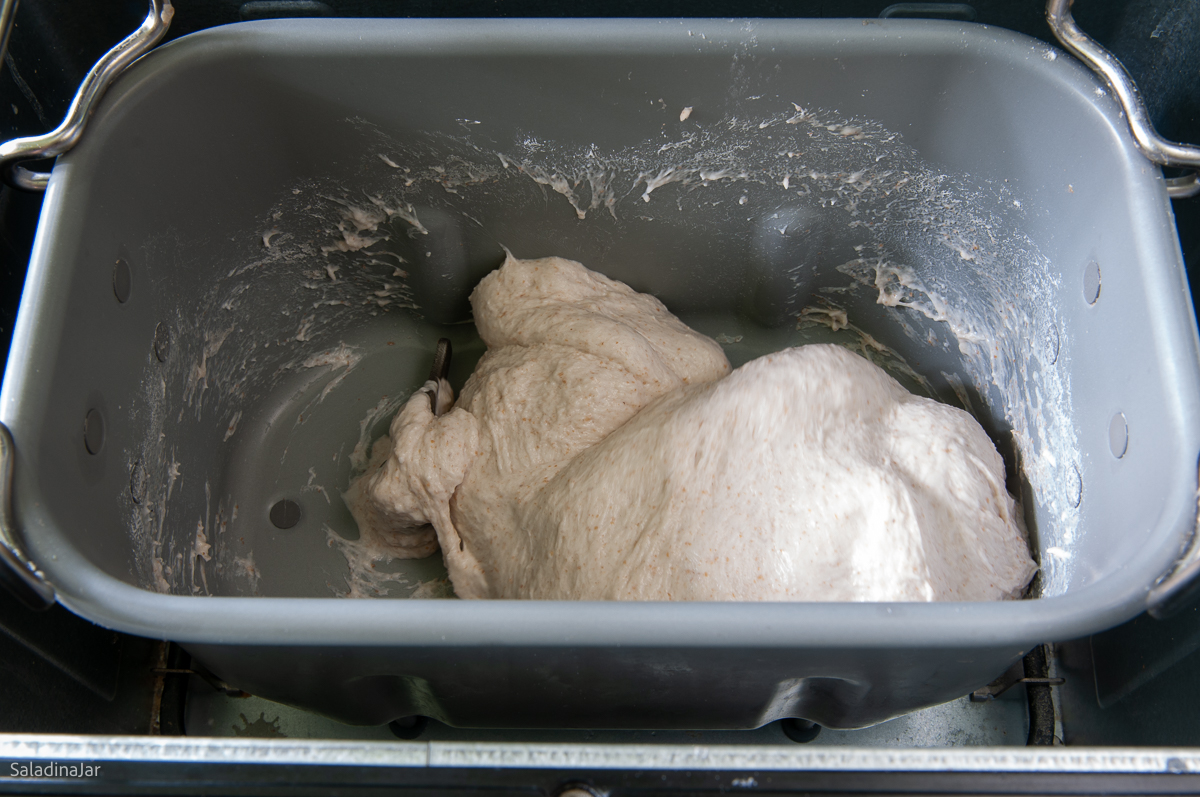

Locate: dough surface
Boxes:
[346,254,1037,601]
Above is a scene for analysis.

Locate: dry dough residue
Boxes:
[324,523,455,599]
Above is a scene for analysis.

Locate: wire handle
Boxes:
[1046,0,1200,199]
[0,0,173,191]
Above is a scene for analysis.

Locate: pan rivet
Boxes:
[1109,412,1128,459]
[84,408,105,455]
[270,499,302,530]
[1083,260,1101,305]
[113,259,132,303]
[130,459,147,503]
[153,323,170,362]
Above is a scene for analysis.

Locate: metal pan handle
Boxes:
[0,0,173,191]
[0,422,53,609]
[1046,0,1200,199]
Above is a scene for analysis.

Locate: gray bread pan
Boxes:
[2,17,1199,729]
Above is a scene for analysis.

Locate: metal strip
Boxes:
[0,736,427,768]
[429,743,1199,772]
[0,736,1197,774]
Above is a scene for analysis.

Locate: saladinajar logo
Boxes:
[9,762,102,778]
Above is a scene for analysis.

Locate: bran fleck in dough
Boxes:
[344,254,1037,601]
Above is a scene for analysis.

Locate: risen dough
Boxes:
[345,254,1036,601]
